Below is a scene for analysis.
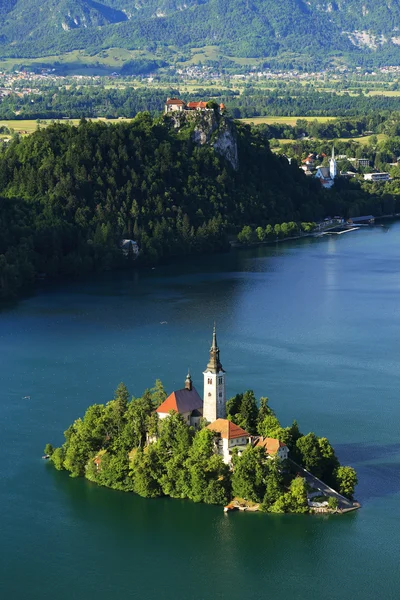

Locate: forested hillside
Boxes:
[1,0,400,66]
[0,113,327,300]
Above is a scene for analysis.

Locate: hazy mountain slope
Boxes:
[0,0,400,63]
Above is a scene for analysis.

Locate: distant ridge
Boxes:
[1,0,400,66]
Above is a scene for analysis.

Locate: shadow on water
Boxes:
[334,442,400,501]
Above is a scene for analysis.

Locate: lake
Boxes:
[1,223,400,599]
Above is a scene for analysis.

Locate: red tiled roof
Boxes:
[156,387,203,414]
[165,98,186,106]
[206,419,249,440]
[254,437,287,455]
[187,101,208,109]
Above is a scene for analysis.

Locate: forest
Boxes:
[2,112,400,302]
[0,113,327,300]
[3,86,400,120]
[1,0,400,70]
[45,381,358,511]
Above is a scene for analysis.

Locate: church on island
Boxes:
[155,326,288,465]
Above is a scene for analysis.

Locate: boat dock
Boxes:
[323,226,360,235]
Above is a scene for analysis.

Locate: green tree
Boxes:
[150,379,167,408]
[334,465,358,498]
[232,446,269,503]
[44,443,54,456]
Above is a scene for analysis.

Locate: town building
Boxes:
[206,419,250,464]
[203,325,226,423]
[364,172,390,182]
[356,158,370,168]
[253,437,289,460]
[156,371,203,428]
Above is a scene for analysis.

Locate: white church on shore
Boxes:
[155,326,288,464]
[315,147,337,189]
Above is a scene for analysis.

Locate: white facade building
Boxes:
[206,419,250,464]
[329,146,337,180]
[203,326,226,423]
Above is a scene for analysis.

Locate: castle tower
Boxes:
[203,325,226,423]
[329,146,337,180]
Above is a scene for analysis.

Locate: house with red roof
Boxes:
[253,437,289,460]
[206,418,250,464]
[156,372,203,428]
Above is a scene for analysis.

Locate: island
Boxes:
[46,326,358,514]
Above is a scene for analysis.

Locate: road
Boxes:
[290,460,355,510]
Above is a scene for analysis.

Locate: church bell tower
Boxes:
[203,325,226,423]
[329,146,337,180]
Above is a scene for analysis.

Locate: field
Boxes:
[0,117,129,135]
[239,116,336,125]
[277,133,388,146]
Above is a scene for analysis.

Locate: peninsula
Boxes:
[46,327,358,514]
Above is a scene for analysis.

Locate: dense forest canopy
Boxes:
[0,0,400,67]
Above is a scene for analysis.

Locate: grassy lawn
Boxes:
[0,117,130,134]
[336,133,387,144]
[239,116,336,125]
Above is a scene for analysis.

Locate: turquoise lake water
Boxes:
[1,224,400,599]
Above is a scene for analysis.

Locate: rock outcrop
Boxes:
[166,110,238,170]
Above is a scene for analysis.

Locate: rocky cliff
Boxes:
[165,110,239,171]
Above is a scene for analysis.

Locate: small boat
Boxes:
[42,454,50,460]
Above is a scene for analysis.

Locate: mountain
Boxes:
[1,0,400,66]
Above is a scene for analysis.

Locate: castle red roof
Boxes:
[165,98,186,106]
[206,419,249,440]
[156,387,203,415]
[187,101,208,109]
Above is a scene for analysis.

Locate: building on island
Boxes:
[253,437,289,460]
[206,419,250,464]
[203,325,226,423]
[315,146,337,189]
[156,371,203,428]
[154,325,288,465]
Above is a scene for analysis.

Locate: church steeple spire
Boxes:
[203,324,226,422]
[206,323,223,374]
[185,369,192,391]
[330,145,337,180]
